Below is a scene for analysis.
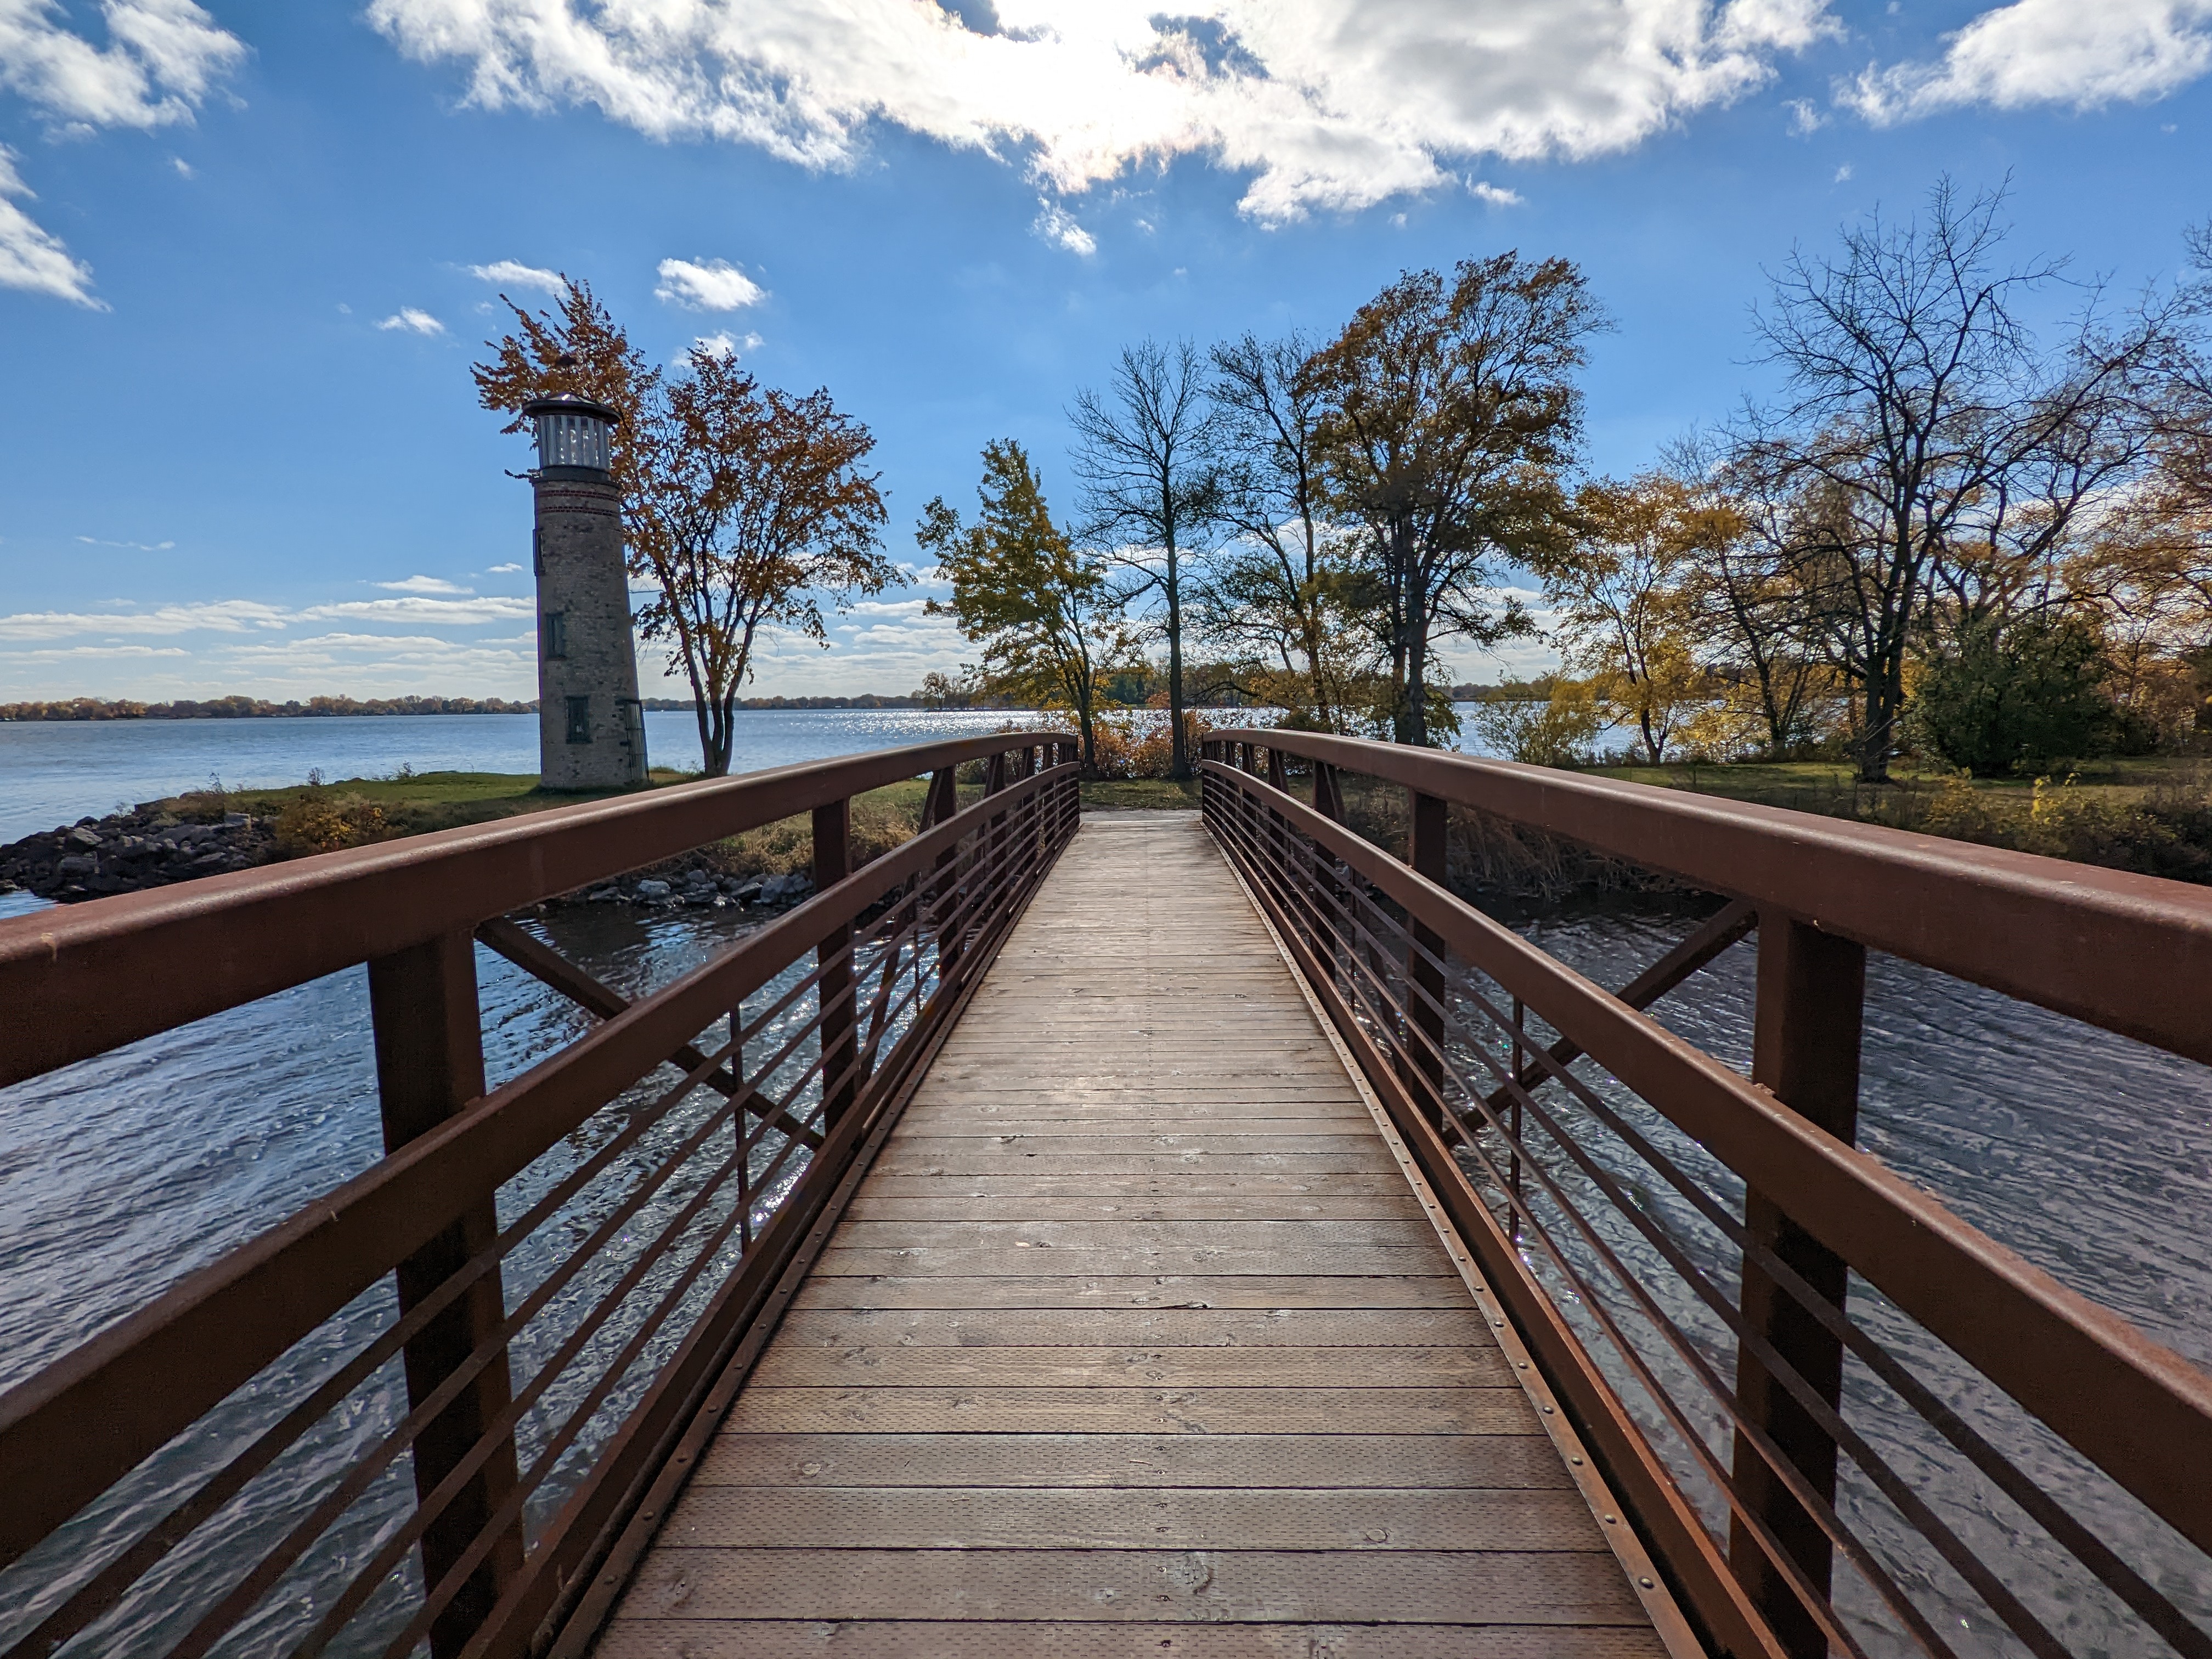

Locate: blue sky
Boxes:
[1,0,2208,702]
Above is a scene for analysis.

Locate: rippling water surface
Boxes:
[1,877,2206,1655]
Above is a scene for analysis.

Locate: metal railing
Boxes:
[1201,730,2212,1659]
[0,732,1077,1659]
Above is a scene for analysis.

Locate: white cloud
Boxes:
[467,257,565,292]
[171,155,193,177]
[376,307,446,335]
[486,561,524,573]
[1468,180,1522,206]
[1031,198,1096,255]
[691,329,763,358]
[368,0,1838,224]
[302,595,534,624]
[1784,95,1824,132]
[1843,0,2212,121]
[0,148,101,307]
[0,599,292,640]
[0,0,245,131]
[77,535,175,551]
[373,574,473,594]
[654,256,766,310]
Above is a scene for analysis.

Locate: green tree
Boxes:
[1912,612,2124,775]
[1304,255,1597,746]
[919,441,1136,774]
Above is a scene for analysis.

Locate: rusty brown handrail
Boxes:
[0,731,1066,1090]
[0,732,1078,1659]
[1199,737,2212,1659]
[1207,725,2212,1066]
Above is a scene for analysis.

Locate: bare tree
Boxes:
[1304,256,1595,746]
[1735,178,2165,781]
[1070,340,1218,778]
[1198,331,1363,729]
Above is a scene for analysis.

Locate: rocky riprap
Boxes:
[0,807,818,913]
[565,866,815,912]
[0,808,278,901]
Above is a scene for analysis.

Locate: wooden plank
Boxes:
[721,1386,1538,1435]
[867,1153,1403,1178]
[657,1486,1605,1551]
[890,1122,1381,1143]
[611,1547,1649,1624]
[768,1306,1492,1348]
[827,1219,1446,1250]
[788,1275,1475,1311]
[811,1248,1448,1279]
[696,1432,1578,1491]
[854,1173,1425,1199]
[842,1194,1429,1222]
[749,1345,1513,1389]
[597,1620,1669,1658]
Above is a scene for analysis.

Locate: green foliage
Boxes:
[918,440,1136,771]
[1912,613,2126,776]
[1465,681,1605,767]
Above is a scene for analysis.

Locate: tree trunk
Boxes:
[1406,574,1430,749]
[1165,535,1190,781]
[1858,670,1897,783]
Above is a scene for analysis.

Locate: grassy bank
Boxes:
[159,769,938,880]
[1587,754,2212,884]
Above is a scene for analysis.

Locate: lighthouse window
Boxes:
[545,610,567,658]
[566,696,591,744]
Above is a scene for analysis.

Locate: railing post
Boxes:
[923,765,959,830]
[1312,760,1344,822]
[1730,910,1865,1658]
[1402,789,1449,1128]
[813,795,857,1125]
[1265,746,1287,795]
[366,930,523,1659]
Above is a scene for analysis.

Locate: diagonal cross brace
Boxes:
[475,917,825,1150]
[1483,897,1758,1112]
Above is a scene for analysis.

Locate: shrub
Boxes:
[274,791,390,855]
[1912,614,2125,777]
[1465,682,1604,768]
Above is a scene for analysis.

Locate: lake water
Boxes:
[0,704,1523,842]
[0,708,1043,842]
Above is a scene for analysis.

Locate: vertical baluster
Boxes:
[1508,995,1525,1246]
[922,765,961,999]
[366,931,523,1658]
[1729,911,1865,1658]
[1401,789,1449,1129]
[813,795,856,1128]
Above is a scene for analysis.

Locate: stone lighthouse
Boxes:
[525,392,648,789]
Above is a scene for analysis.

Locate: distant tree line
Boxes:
[0,695,537,721]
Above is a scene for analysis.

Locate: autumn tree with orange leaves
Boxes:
[474,280,896,776]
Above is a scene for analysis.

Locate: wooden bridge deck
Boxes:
[599,811,1675,1657]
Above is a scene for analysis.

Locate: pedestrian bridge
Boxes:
[2,731,2209,1659]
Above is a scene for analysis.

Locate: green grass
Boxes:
[160,769,703,836]
[1080,778,1202,810]
[1586,754,2202,811]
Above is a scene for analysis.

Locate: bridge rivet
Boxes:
[1639,1578,1655,1589]
[1605,1515,1617,1524]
